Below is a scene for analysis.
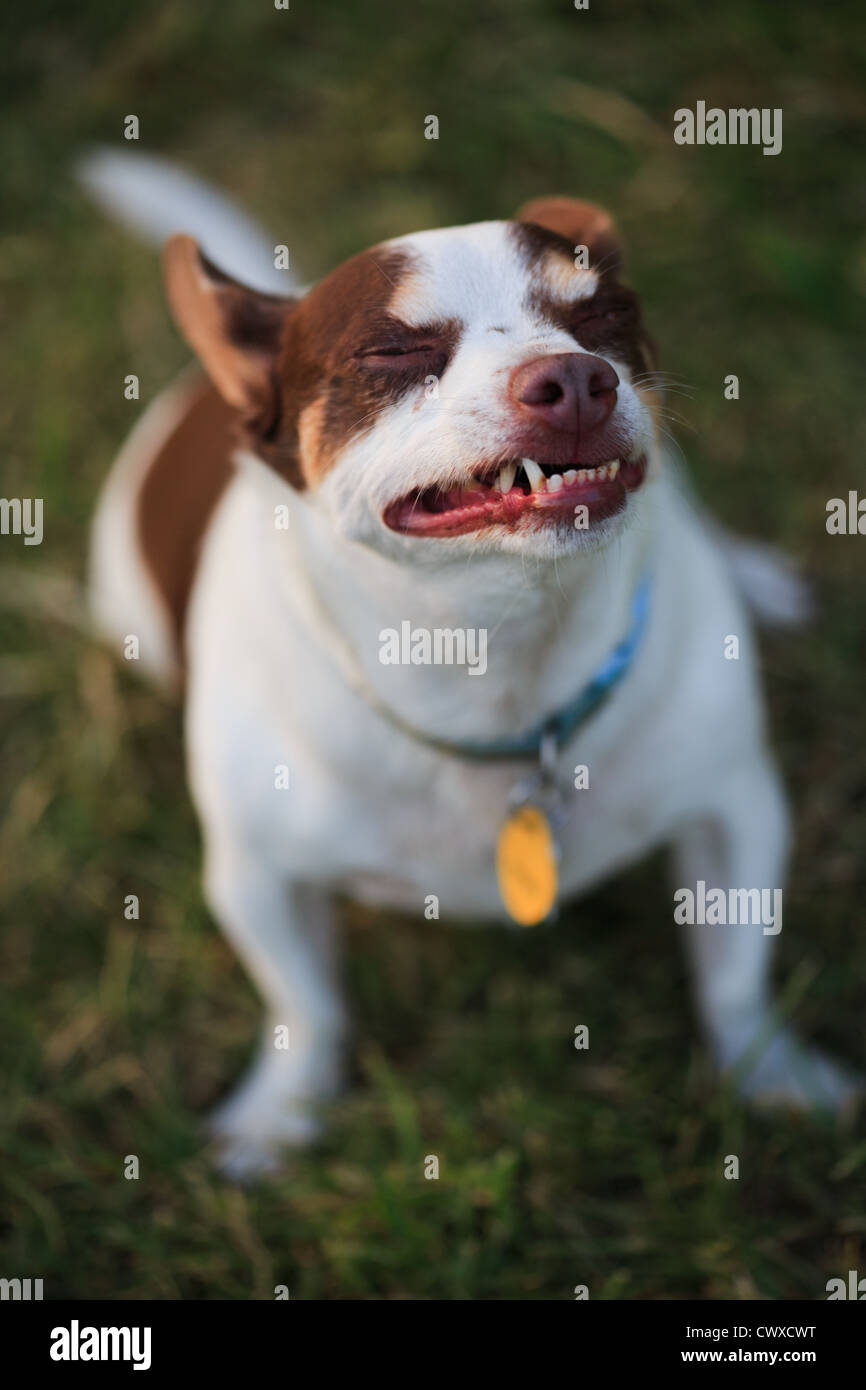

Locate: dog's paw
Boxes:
[210,1125,314,1182]
[729,1029,863,1114]
[207,1087,320,1181]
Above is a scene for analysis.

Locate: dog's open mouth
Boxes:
[384,454,648,537]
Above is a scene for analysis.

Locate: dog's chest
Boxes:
[189,623,682,926]
[268,703,667,921]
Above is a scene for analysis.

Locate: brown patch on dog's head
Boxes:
[512,200,656,377]
[270,247,461,486]
[164,236,460,489]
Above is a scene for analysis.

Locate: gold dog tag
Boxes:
[496,803,558,926]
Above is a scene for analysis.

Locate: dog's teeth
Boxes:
[563,469,577,485]
[498,462,516,493]
[597,465,608,481]
[521,457,545,492]
[608,458,620,478]
[577,469,588,483]
[547,472,564,492]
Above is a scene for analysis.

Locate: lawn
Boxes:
[1,0,864,1299]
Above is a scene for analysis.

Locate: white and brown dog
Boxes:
[85,152,858,1177]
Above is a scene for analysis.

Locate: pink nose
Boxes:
[509,353,619,437]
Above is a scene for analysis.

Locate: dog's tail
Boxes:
[76,146,296,294]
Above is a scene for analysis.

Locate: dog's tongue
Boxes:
[429,485,489,513]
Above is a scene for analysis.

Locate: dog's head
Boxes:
[165,197,660,561]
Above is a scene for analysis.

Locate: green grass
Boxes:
[1,0,865,1299]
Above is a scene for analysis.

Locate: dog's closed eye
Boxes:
[355,343,443,359]
[578,305,633,326]
[350,314,460,369]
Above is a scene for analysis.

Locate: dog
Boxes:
[83,151,859,1178]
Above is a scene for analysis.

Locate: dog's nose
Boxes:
[509,353,619,436]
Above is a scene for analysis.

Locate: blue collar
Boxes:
[407,574,652,763]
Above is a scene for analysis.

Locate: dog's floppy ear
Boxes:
[163,234,294,431]
[516,196,622,273]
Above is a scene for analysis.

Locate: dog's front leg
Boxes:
[203,849,345,1179]
[673,756,861,1111]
